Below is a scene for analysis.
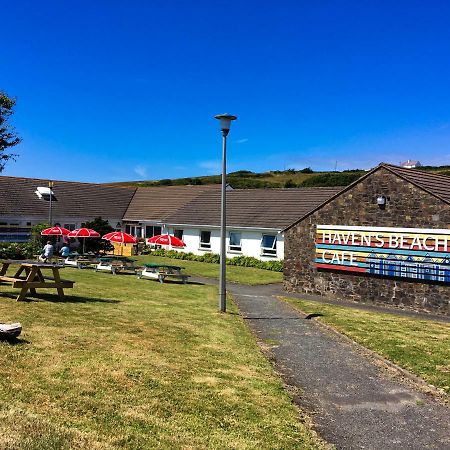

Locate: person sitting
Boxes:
[40,241,54,262]
[60,244,70,258]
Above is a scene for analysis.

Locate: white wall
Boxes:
[167,226,284,261]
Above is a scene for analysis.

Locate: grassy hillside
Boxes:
[106,165,450,189]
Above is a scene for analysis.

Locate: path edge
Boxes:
[279,295,449,406]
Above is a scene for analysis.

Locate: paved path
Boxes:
[218,281,450,450]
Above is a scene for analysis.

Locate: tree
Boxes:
[0,91,21,172]
[84,217,114,253]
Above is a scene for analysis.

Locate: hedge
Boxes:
[0,242,39,260]
[149,248,283,272]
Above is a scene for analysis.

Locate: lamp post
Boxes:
[48,180,54,225]
[214,113,237,313]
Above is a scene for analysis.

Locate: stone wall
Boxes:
[284,167,450,315]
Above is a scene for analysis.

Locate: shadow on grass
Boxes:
[0,292,120,304]
[0,336,29,345]
[243,316,301,320]
[137,279,205,286]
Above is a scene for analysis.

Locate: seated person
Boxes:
[40,241,54,262]
[60,244,70,258]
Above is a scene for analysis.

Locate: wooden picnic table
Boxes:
[0,260,74,301]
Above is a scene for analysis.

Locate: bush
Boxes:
[149,248,283,272]
[0,242,37,260]
[300,171,364,187]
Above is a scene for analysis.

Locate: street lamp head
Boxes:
[215,113,237,136]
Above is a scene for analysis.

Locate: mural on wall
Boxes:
[316,225,450,282]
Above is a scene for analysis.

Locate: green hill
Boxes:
[106,165,450,189]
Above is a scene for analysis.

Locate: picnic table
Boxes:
[64,253,99,269]
[95,256,136,275]
[0,260,74,301]
[137,263,190,284]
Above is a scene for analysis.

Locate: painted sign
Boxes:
[316,225,450,282]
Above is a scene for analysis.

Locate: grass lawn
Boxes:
[0,266,321,449]
[134,255,283,285]
[283,298,450,395]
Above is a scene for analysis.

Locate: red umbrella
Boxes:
[68,228,100,238]
[67,228,101,254]
[147,234,186,248]
[41,226,71,236]
[102,231,137,244]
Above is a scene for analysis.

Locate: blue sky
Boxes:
[2,0,450,182]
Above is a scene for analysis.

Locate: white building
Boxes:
[0,176,135,241]
[123,186,342,260]
[0,176,342,261]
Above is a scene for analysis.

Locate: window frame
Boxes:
[174,229,184,240]
[228,231,242,253]
[261,234,277,257]
[199,230,212,250]
[145,225,162,239]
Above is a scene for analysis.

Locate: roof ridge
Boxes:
[0,174,137,189]
[380,163,450,181]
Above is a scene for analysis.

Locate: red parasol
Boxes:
[68,228,100,238]
[102,231,137,244]
[147,234,186,248]
[67,228,101,254]
[41,226,71,236]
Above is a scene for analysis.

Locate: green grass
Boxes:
[134,255,283,285]
[0,266,321,449]
[283,298,450,394]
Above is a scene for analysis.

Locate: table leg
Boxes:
[13,265,26,278]
[16,266,38,301]
[51,267,65,300]
[0,262,9,276]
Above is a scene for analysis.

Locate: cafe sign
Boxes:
[316,225,450,282]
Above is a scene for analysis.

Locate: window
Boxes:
[145,226,162,238]
[126,224,143,237]
[199,230,211,249]
[174,229,184,240]
[261,234,277,256]
[228,232,242,252]
[64,223,76,231]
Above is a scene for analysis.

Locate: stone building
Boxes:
[284,163,450,315]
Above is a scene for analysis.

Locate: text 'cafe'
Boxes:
[284,163,450,315]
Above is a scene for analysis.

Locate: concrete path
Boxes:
[221,281,450,450]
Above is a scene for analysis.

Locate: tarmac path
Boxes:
[196,278,450,449]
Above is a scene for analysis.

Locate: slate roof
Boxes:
[123,185,221,222]
[383,164,450,204]
[0,176,136,220]
[283,163,450,231]
[165,187,343,229]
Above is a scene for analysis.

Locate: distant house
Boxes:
[400,159,422,169]
[0,176,342,261]
[125,187,342,260]
[0,176,136,242]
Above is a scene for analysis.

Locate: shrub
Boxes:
[300,171,364,187]
[0,242,37,260]
[149,248,283,272]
